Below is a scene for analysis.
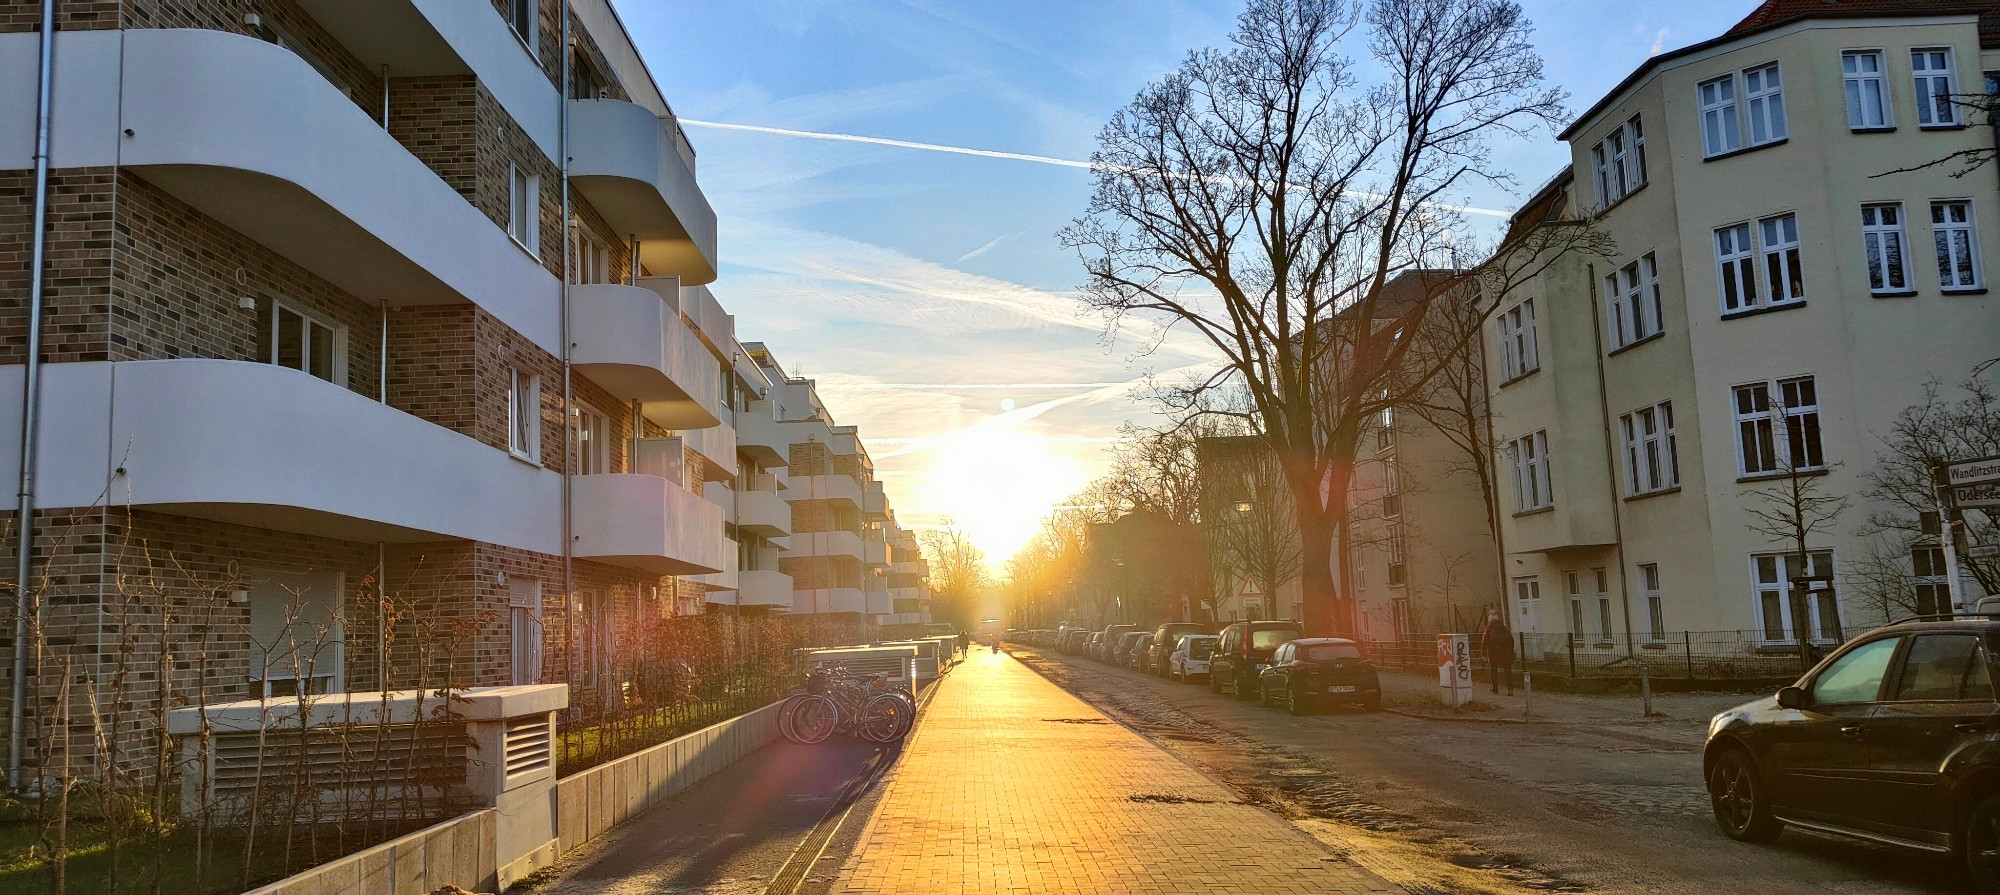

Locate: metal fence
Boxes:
[1361,630,1835,685]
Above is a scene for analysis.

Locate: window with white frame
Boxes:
[268,300,346,385]
[248,570,344,698]
[1699,64,1787,157]
[1640,563,1664,642]
[1509,430,1552,513]
[1931,199,1983,290]
[1381,459,1402,519]
[1375,393,1395,450]
[1913,47,1958,127]
[574,404,611,475]
[1619,401,1679,495]
[509,368,541,461]
[1732,375,1824,477]
[1759,213,1805,305]
[1752,550,1838,644]
[1590,115,1646,206]
[1842,50,1891,129]
[571,224,611,285]
[1698,75,1741,156]
[1594,568,1613,644]
[1861,203,1912,293]
[506,0,538,56]
[1387,523,1407,587]
[509,577,544,686]
[1912,545,1951,616]
[1513,577,1541,631]
[1564,571,1585,646]
[1743,63,1787,145]
[508,164,539,255]
[1715,222,1758,312]
[1496,299,1538,380]
[1715,213,1805,314]
[1603,254,1663,349]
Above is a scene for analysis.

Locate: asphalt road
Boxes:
[1013,647,1969,895]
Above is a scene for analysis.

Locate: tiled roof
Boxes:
[1725,0,2000,43]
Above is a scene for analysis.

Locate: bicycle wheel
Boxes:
[778,694,804,743]
[788,694,837,744]
[858,693,907,743]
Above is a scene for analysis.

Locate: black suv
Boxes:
[1703,618,2000,892]
[1209,620,1303,700]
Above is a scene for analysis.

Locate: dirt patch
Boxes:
[1126,793,1225,805]
[1040,717,1108,725]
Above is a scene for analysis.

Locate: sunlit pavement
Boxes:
[827,648,1400,895]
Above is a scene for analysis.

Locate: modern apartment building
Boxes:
[1491,0,1999,659]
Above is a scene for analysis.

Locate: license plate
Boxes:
[1329,685,1356,693]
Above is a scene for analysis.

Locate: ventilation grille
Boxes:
[503,716,553,779]
[203,722,467,824]
[807,655,910,682]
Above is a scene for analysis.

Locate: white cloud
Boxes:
[956,233,1015,262]
[1649,27,1670,57]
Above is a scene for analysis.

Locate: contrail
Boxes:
[681,119,1514,219]
[829,382,1135,390]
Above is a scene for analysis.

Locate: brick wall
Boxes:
[120,1,383,117]
[473,80,565,281]
[0,1,118,29]
[388,75,480,204]
[0,169,115,365]
[790,441,831,476]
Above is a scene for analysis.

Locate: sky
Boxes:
[622,0,1760,566]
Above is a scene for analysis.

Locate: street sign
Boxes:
[1970,544,2000,560]
[1947,456,2000,488]
[1954,480,2000,511]
[1437,634,1472,708]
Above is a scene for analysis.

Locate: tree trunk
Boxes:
[1297,507,1338,635]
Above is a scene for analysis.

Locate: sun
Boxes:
[914,421,1087,569]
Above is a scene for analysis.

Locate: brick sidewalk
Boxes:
[831,649,1401,895]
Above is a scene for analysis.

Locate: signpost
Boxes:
[1437,633,1472,709]
[1938,456,2000,612]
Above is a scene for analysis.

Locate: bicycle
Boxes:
[779,665,914,744]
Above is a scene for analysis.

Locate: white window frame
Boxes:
[1509,430,1552,513]
[1590,115,1646,206]
[1496,299,1538,380]
[1564,571,1585,646]
[1752,550,1839,645]
[1700,64,1787,157]
[1640,563,1665,643]
[1619,401,1679,495]
[571,222,611,285]
[1913,47,1959,128]
[1732,375,1824,477]
[509,578,544,686]
[509,367,541,462]
[1595,567,1614,645]
[1912,545,1952,616]
[1698,75,1741,157]
[507,0,539,59]
[1743,63,1788,146]
[509,164,540,256]
[1603,254,1663,349]
[1842,50,1892,130]
[268,299,348,386]
[574,404,611,475]
[1931,199,1983,291]
[1758,212,1805,306]
[1715,213,1805,315]
[248,571,345,699]
[1861,202,1912,294]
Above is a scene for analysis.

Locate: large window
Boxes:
[1753,550,1839,644]
[509,368,541,462]
[1497,299,1538,380]
[1932,200,1983,291]
[268,301,345,385]
[1843,50,1892,129]
[1640,563,1664,643]
[1509,430,1552,513]
[1619,402,1679,495]
[1732,375,1823,476]
[1861,203,1911,293]
[1590,115,1647,206]
[1913,48,1959,127]
[1715,213,1805,314]
[1604,254,1663,349]
[509,164,540,256]
[1699,64,1786,157]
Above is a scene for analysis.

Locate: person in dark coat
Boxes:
[1480,608,1516,696]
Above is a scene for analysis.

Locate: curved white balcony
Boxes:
[793,588,867,615]
[571,474,726,575]
[864,481,888,521]
[569,98,718,285]
[0,360,558,551]
[0,29,562,354]
[736,571,794,610]
[734,402,790,467]
[890,560,926,576]
[789,475,863,507]
[571,284,721,429]
[789,531,863,560]
[866,584,893,616]
[863,538,889,567]
[737,490,792,538]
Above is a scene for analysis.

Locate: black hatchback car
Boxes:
[1257,638,1381,714]
[1703,618,2000,892]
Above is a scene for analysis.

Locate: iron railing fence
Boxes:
[1358,629,1845,683]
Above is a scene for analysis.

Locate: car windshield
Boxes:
[1249,628,1300,650]
[1302,644,1363,661]
[1187,639,1215,659]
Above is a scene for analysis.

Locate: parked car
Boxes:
[1112,631,1149,667]
[1125,634,1155,671]
[1148,622,1212,676]
[1086,632,1106,659]
[1063,630,1092,654]
[1097,624,1141,661]
[1171,634,1219,682]
[1703,618,2000,892]
[1210,620,1304,700]
[1257,638,1381,714]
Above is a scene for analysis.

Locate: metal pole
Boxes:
[1522,670,1532,718]
[1640,663,1653,717]
[560,0,576,690]
[1934,465,1970,612]
[10,0,59,791]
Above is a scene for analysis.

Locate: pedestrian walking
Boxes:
[1480,608,1515,696]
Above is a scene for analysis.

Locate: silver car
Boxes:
[1170,634,1219,682]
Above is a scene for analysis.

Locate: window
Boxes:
[1733,376,1823,476]
[1496,299,1538,380]
[1714,223,1758,313]
[1381,459,1402,519]
[571,224,611,285]
[1640,563,1664,642]
[509,368,541,461]
[574,405,611,475]
[1603,254,1663,348]
[1891,634,1993,702]
[1564,571,1585,646]
[248,570,344,698]
[509,164,539,255]
[268,301,345,385]
[1619,402,1679,494]
[506,0,538,56]
[1842,50,1891,129]
[579,590,612,692]
[1752,550,1838,644]
[1913,48,1958,127]
[1912,545,1951,616]
[1699,75,1741,156]
[1861,203,1911,293]
[1931,200,1983,290]
[1590,116,1646,205]
[570,50,606,100]
[1375,395,1395,450]
[1715,214,1804,314]
[1759,213,1805,306]
[509,578,544,686]
[1387,524,1407,587]
[1742,64,1787,145]
[1510,431,1552,512]
[1808,636,1897,705]
[1594,568,1613,643]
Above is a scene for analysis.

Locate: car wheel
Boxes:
[1707,748,1782,843]
[1965,793,2000,894]
[1236,674,1259,701]
[1286,685,1306,716]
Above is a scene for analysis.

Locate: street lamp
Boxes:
[1235,499,1254,514]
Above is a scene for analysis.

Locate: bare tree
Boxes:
[920,519,988,629]
[1200,436,1302,622]
[1745,404,1851,667]
[1062,0,1602,633]
[1862,376,2000,598]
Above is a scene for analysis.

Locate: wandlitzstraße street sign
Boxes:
[1947,456,2000,511]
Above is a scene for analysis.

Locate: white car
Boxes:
[1170,634,1220,683]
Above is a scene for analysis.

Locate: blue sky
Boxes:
[621,0,1758,562]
